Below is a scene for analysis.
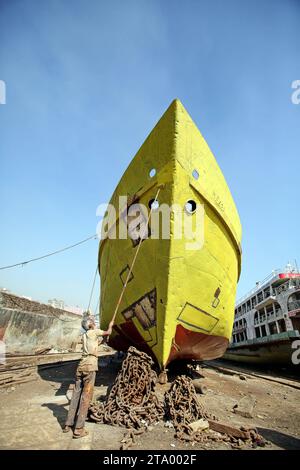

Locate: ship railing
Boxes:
[229,330,300,349]
[254,311,282,325]
[236,269,281,306]
[267,312,280,322]
[255,295,277,310]
[275,278,300,296]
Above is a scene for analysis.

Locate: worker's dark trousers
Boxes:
[65,370,96,429]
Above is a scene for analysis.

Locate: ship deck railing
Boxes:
[236,270,282,306]
[275,278,300,296]
[253,310,283,325]
[229,330,300,349]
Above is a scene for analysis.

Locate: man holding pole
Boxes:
[63,315,113,438]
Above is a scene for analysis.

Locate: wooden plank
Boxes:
[0,352,83,372]
[207,419,251,440]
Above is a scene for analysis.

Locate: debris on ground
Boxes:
[189,418,209,432]
[233,395,257,418]
[192,378,208,394]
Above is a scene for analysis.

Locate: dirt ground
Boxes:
[0,354,299,450]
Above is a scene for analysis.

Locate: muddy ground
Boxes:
[0,354,299,450]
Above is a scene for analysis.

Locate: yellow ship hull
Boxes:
[99,99,242,369]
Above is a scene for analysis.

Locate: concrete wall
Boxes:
[0,293,82,355]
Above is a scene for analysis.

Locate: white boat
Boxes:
[224,264,300,364]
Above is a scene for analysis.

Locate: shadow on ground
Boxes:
[257,427,300,450]
[41,403,68,430]
[37,355,121,429]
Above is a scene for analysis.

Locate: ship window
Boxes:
[255,327,261,338]
[278,319,286,333]
[288,292,300,312]
[267,308,274,320]
[274,302,282,315]
[259,309,264,322]
[269,322,278,335]
[257,291,263,302]
[291,317,300,333]
[184,200,197,214]
[264,287,270,299]
[148,199,159,211]
[261,324,267,337]
[149,168,156,178]
[192,169,199,180]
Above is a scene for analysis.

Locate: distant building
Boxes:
[64,305,84,316]
[48,298,84,316]
[48,298,65,309]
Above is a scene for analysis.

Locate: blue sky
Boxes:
[0,0,299,310]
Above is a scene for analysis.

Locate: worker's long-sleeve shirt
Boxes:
[77,328,105,372]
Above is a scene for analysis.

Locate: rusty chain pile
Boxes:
[89,348,266,449]
[164,375,266,449]
[88,346,164,449]
[164,375,215,443]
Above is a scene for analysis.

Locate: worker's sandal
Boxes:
[73,428,89,439]
[63,425,72,433]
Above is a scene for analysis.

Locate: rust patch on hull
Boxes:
[167,324,228,365]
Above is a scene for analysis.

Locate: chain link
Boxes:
[164,375,215,443]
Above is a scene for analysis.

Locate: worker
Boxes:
[63,315,113,438]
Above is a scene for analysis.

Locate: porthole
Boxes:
[192,169,199,180]
[148,199,159,211]
[184,200,197,214]
[149,168,156,178]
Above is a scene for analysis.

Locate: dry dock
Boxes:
[0,353,299,450]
